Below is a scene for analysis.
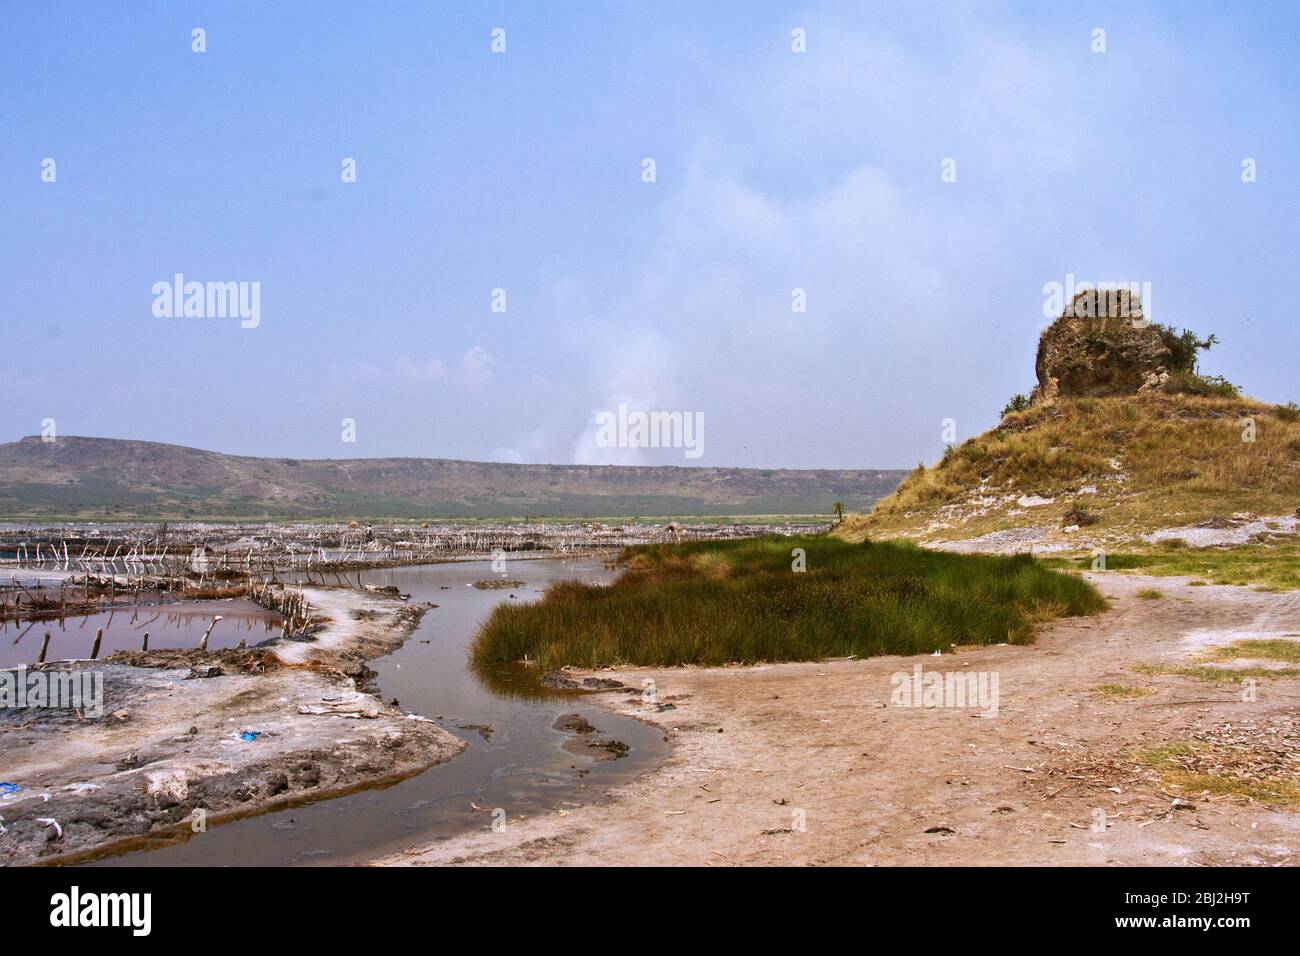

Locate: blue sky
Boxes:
[1,1,1296,468]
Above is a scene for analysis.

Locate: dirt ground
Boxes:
[379,573,1300,866]
[1,587,464,865]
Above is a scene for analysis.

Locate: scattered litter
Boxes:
[239,730,262,742]
[37,817,62,838]
[298,702,379,719]
[64,783,101,794]
[0,782,20,796]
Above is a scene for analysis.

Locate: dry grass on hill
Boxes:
[838,394,1300,543]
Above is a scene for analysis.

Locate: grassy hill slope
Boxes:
[837,394,1300,546]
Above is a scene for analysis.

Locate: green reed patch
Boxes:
[471,536,1105,668]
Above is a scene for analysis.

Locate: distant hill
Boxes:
[0,436,907,520]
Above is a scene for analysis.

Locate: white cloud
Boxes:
[491,426,550,464]
[395,356,447,382]
[459,346,493,387]
[560,154,962,465]
[571,329,671,465]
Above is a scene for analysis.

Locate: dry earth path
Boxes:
[380,574,1300,866]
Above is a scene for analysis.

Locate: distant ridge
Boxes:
[0,436,907,520]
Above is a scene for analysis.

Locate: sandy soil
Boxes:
[1144,514,1299,548]
[1,587,464,865]
[379,573,1300,866]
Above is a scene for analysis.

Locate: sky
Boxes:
[1,1,1297,469]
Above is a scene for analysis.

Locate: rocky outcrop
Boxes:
[1032,289,1171,402]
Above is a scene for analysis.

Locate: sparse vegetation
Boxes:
[1048,545,1300,591]
[1204,639,1300,664]
[1163,370,1241,398]
[471,536,1104,668]
[1136,741,1300,808]
[1135,588,1164,600]
[840,394,1300,541]
[1001,393,1030,418]
[1131,662,1300,682]
[1093,683,1155,699]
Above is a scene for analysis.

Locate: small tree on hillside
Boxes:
[1158,326,1219,374]
[832,500,845,526]
[1001,393,1030,418]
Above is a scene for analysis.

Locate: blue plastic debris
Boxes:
[239,731,261,742]
[0,782,20,796]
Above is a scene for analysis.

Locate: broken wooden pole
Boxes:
[198,615,222,652]
[141,631,149,652]
[90,627,102,660]
[37,631,51,664]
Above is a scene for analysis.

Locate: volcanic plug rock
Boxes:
[1032,288,1171,402]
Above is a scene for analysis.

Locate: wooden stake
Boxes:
[141,631,149,652]
[38,631,51,664]
[198,615,222,652]
[90,627,102,660]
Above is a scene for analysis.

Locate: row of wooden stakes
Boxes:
[33,615,226,665]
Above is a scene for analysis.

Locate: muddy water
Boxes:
[95,557,666,866]
[0,600,279,669]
